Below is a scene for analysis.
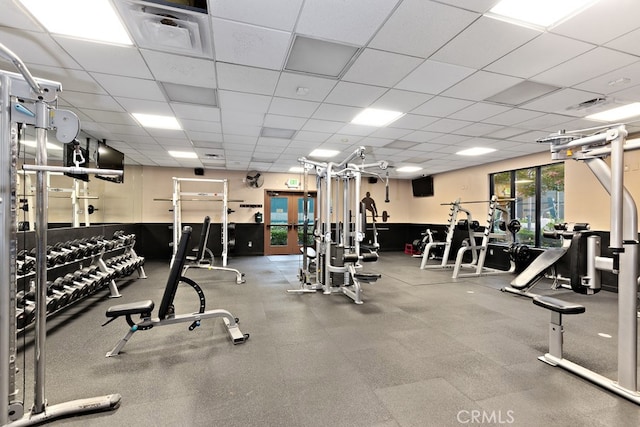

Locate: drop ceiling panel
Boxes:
[171,104,221,121]
[534,48,638,88]
[218,90,272,113]
[294,130,331,142]
[411,96,473,117]
[141,50,216,87]
[435,0,500,13]
[221,110,264,126]
[370,127,412,139]
[575,61,640,96]
[423,118,473,133]
[485,33,594,79]
[484,108,545,126]
[456,122,503,137]
[116,98,174,116]
[520,88,601,116]
[216,63,280,95]
[90,73,165,101]
[18,64,104,94]
[342,49,422,87]
[401,131,445,143]
[81,110,137,125]
[268,97,320,118]
[448,102,511,122]
[485,127,528,139]
[516,114,575,131]
[388,114,439,130]
[606,27,640,57]
[0,28,80,69]
[610,84,640,103]
[296,0,401,45]
[442,71,523,102]
[60,91,123,111]
[370,0,479,58]
[274,72,338,102]
[210,0,303,31]
[551,0,640,45]
[180,119,222,133]
[323,134,364,145]
[263,114,307,129]
[312,104,360,122]
[222,123,262,137]
[371,89,432,112]
[395,60,475,95]
[324,82,387,107]
[212,18,291,70]
[53,36,152,78]
[338,124,377,137]
[431,16,539,69]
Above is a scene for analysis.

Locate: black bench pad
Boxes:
[532,295,585,315]
[106,300,155,318]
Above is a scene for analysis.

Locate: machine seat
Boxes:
[106,300,154,318]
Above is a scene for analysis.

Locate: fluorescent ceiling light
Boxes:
[19,0,132,45]
[132,113,182,130]
[309,149,340,158]
[586,102,640,122]
[261,127,298,139]
[488,0,597,28]
[289,166,304,173]
[168,150,198,159]
[161,83,218,107]
[21,139,62,150]
[456,147,497,156]
[351,108,405,127]
[396,166,423,173]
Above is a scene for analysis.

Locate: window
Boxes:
[490,163,564,247]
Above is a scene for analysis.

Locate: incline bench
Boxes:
[103,226,249,357]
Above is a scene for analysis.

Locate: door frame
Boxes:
[263,190,317,255]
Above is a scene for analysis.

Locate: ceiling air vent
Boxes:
[114,0,213,58]
[566,96,611,113]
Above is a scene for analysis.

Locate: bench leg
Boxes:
[540,311,563,365]
[106,327,137,357]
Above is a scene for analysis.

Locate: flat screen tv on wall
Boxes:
[411,175,434,197]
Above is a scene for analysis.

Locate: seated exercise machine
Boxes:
[528,123,640,405]
[502,223,590,298]
[103,226,249,357]
[182,216,245,284]
[288,146,385,304]
[450,195,519,278]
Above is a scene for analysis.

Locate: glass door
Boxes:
[264,192,316,255]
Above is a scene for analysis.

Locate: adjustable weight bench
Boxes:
[502,247,567,297]
[103,226,249,357]
[183,216,245,284]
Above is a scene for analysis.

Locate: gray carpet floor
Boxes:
[12,252,640,426]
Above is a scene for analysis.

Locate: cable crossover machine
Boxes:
[1,43,122,425]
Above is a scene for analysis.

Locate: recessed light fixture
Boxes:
[351,108,405,127]
[285,35,359,78]
[19,0,132,45]
[289,166,304,173]
[396,166,422,173]
[586,102,640,122]
[132,113,182,130]
[309,149,340,158]
[168,150,198,159]
[456,147,497,156]
[21,139,62,151]
[487,0,597,28]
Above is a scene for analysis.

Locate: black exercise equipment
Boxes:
[103,226,249,357]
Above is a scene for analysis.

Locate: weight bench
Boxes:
[183,216,245,284]
[532,295,585,363]
[502,247,567,297]
[103,226,249,357]
[341,252,381,304]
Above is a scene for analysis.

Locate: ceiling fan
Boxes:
[245,171,264,189]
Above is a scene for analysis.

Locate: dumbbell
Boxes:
[32,247,61,268]
[80,266,109,289]
[66,271,98,294]
[50,277,81,301]
[19,288,59,314]
[55,242,83,261]
[60,240,87,259]
[45,280,72,308]
[46,245,73,265]
[15,291,41,320]
[16,307,29,330]
[16,250,36,275]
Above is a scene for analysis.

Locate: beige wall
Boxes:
[24,149,640,232]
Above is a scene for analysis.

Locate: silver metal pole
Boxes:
[172,178,180,259]
[0,42,42,95]
[324,164,333,293]
[0,71,13,427]
[33,100,48,414]
[609,125,626,250]
[222,179,228,267]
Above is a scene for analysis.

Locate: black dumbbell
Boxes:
[80,266,108,288]
[46,280,71,308]
[16,307,28,330]
[21,288,58,314]
[33,247,60,268]
[50,277,81,301]
[16,291,40,320]
[66,271,97,294]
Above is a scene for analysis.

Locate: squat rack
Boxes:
[171,177,231,267]
[1,44,121,425]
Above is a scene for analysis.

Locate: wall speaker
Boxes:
[194,168,204,176]
[368,177,378,184]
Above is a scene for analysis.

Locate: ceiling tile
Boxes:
[395,60,476,94]
[296,0,401,45]
[268,97,320,118]
[0,28,80,69]
[210,0,303,31]
[435,0,500,13]
[575,61,640,96]
[431,16,539,69]
[342,49,423,87]
[116,98,174,116]
[218,90,272,113]
[533,47,638,88]
[371,89,432,112]
[324,82,387,107]
[442,71,523,102]
[81,110,137,125]
[53,36,152,78]
[370,127,412,140]
[263,114,308,129]
[484,108,545,126]
[389,114,439,130]
[181,119,222,133]
[216,63,280,95]
[515,114,575,131]
[520,88,601,116]
[423,118,473,133]
[456,122,503,137]
[141,50,216,87]
[60,91,123,111]
[274,72,338,102]
[312,104,361,122]
[221,110,264,126]
[606,27,640,57]
[448,102,511,122]
[338,124,377,137]
[294,131,331,142]
[16,64,104,94]
[411,96,473,117]
[212,18,291,70]
[370,0,479,58]
[171,104,221,121]
[485,33,593,79]
[91,73,165,101]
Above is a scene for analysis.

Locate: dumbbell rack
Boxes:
[15,233,146,334]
